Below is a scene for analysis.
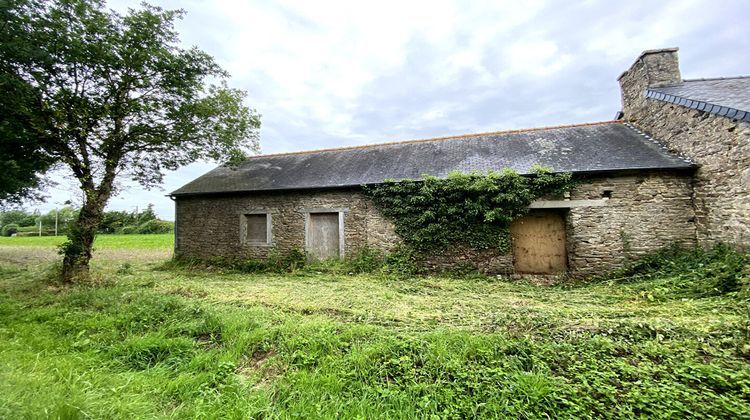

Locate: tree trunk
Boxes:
[60,196,106,282]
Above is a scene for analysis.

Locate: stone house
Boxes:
[171,48,749,274]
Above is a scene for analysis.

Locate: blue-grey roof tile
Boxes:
[172,122,695,196]
[647,76,750,120]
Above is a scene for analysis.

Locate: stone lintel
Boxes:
[528,199,609,209]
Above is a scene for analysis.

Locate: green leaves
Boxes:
[2,0,261,275]
[364,168,574,252]
[2,0,260,190]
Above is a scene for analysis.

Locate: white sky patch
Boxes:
[26,0,750,219]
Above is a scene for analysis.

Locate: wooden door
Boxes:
[307,212,340,260]
[509,211,567,274]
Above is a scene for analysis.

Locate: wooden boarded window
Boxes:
[509,210,567,274]
[242,213,271,245]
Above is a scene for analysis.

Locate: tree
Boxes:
[38,206,79,235]
[2,0,260,280]
[0,209,36,227]
[0,1,56,203]
[136,204,157,225]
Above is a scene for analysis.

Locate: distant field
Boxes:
[0,234,173,265]
[0,233,173,249]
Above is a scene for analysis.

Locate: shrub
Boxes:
[606,243,749,299]
[136,219,174,234]
[167,246,427,278]
[1,223,19,236]
[118,225,138,234]
[343,246,386,274]
[382,245,422,277]
[265,246,306,273]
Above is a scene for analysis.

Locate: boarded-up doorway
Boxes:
[509,210,567,274]
[306,212,341,260]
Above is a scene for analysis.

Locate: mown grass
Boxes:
[0,238,748,418]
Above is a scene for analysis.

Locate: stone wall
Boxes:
[174,188,397,260]
[566,171,696,273]
[619,49,750,245]
[175,170,696,274]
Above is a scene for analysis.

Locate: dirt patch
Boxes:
[236,348,283,388]
[509,274,567,286]
[168,286,209,298]
[194,332,222,349]
[0,247,57,265]
[0,246,171,266]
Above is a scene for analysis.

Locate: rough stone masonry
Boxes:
[618,48,750,245]
[174,170,697,274]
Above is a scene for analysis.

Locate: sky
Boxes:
[33,0,750,219]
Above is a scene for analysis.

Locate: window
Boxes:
[241,212,271,245]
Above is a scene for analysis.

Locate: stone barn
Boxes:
[170,48,750,274]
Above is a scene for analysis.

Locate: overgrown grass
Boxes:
[166,245,423,278]
[0,242,748,418]
[596,243,750,300]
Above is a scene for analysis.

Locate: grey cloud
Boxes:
[31,0,750,219]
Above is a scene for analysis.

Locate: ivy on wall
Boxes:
[363,166,575,252]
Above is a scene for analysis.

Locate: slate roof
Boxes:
[646,76,750,122]
[171,121,695,196]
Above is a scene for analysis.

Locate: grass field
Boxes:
[0,235,748,418]
[0,234,173,266]
[0,233,173,249]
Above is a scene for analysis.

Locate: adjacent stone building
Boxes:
[171,48,749,274]
[618,48,750,245]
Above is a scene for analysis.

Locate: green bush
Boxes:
[382,245,422,277]
[13,225,55,236]
[305,246,392,275]
[119,225,138,235]
[1,223,19,236]
[265,246,306,273]
[14,225,39,233]
[168,246,428,278]
[605,243,749,299]
[0,210,35,227]
[342,246,386,274]
[136,219,174,234]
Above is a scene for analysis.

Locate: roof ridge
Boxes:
[249,120,622,159]
[681,75,750,82]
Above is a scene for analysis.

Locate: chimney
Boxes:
[617,48,681,121]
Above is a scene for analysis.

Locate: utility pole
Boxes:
[38,219,42,237]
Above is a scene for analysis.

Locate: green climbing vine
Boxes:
[363,166,575,252]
